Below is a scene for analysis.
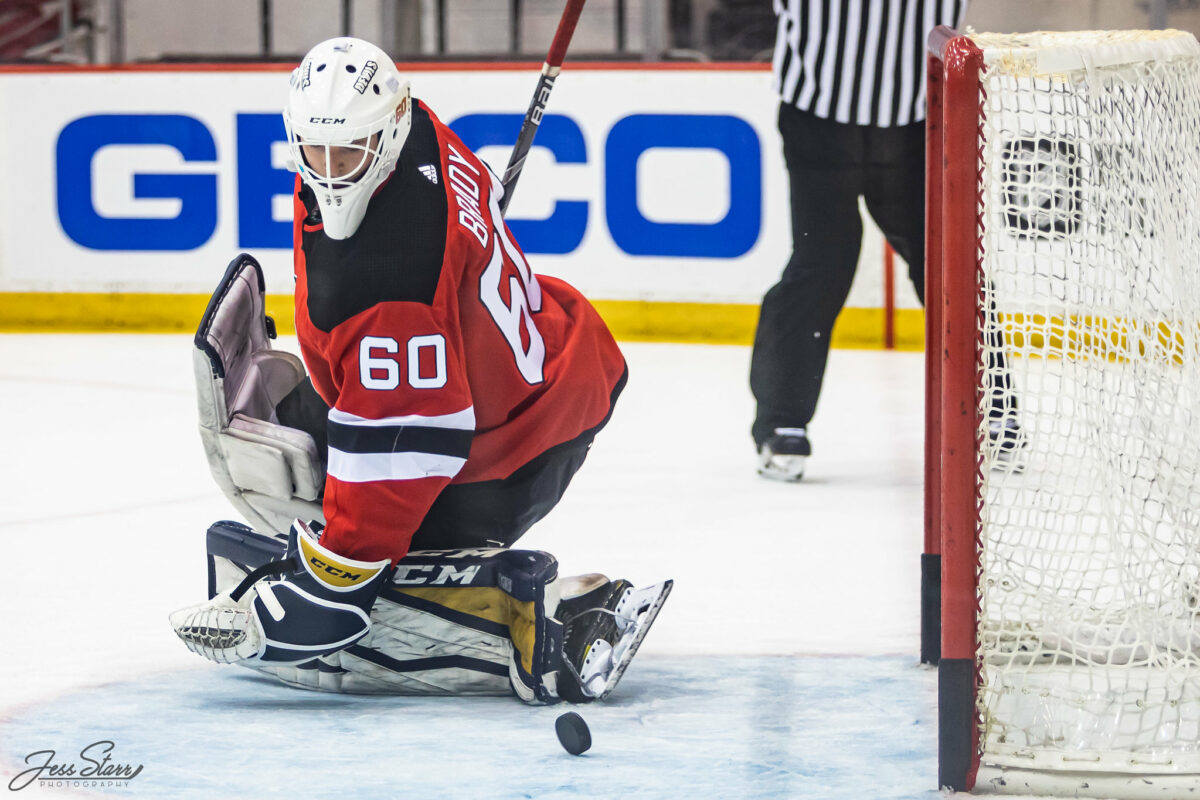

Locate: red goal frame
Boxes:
[923,25,986,793]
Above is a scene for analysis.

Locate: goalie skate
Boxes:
[558,577,673,702]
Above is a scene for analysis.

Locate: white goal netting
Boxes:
[971,29,1200,780]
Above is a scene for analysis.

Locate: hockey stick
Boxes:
[498,0,587,214]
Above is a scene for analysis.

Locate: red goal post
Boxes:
[924,24,985,793]
[925,25,1200,797]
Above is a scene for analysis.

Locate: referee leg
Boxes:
[863,122,1016,419]
[861,121,926,301]
[750,104,866,446]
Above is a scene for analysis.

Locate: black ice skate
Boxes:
[757,427,811,481]
[988,417,1027,471]
[556,575,672,703]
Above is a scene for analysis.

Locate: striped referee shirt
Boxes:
[772,0,968,127]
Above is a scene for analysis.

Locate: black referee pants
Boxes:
[750,103,926,446]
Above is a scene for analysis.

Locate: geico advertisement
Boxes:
[0,66,819,305]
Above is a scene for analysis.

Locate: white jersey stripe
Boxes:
[328,406,476,431]
[327,448,467,483]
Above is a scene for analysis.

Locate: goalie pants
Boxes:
[279,368,627,549]
[749,103,1012,446]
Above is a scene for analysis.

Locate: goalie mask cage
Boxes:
[925,26,1200,797]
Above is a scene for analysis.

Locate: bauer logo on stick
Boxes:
[530,77,555,125]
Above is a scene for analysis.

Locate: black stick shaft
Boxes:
[498,0,585,215]
[500,66,558,214]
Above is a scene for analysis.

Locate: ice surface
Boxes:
[0,335,961,798]
[4,657,938,799]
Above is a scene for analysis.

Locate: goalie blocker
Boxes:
[173,520,671,704]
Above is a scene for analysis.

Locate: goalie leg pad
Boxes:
[197,522,564,701]
[389,547,563,704]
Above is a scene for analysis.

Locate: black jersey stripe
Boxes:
[327,417,473,458]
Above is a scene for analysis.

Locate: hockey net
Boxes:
[927,28,1200,797]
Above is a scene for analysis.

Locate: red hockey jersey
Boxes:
[292,100,626,563]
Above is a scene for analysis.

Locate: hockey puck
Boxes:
[555,711,591,755]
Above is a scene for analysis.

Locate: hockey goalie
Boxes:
[170,37,671,705]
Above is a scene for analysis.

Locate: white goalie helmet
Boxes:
[284,37,412,239]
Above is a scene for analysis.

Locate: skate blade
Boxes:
[991,457,1026,474]
[598,579,673,701]
[757,455,805,482]
[990,444,1028,474]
